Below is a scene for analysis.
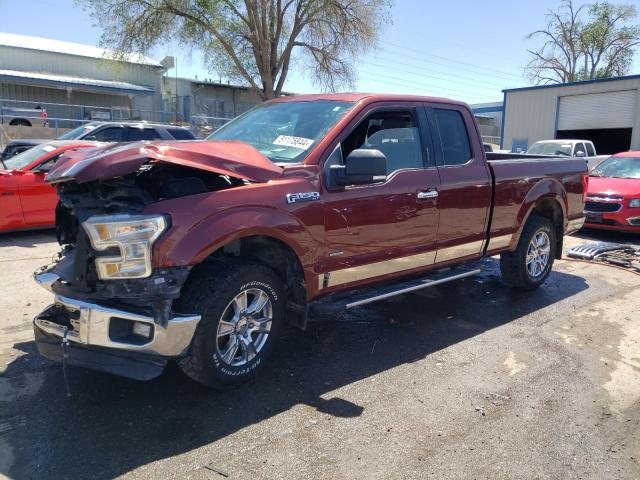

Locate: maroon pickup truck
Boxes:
[33,93,587,388]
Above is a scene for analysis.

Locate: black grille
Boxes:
[585,201,621,213]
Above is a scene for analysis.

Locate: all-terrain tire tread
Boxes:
[176,263,282,389]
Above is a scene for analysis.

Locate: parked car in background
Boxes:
[526,139,608,169]
[0,141,101,232]
[0,105,47,127]
[1,122,196,159]
[33,93,587,388]
[584,152,640,232]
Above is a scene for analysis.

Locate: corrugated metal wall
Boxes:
[503,77,640,151]
[0,45,164,112]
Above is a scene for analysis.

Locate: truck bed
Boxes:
[485,153,588,251]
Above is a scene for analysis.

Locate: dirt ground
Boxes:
[0,229,639,480]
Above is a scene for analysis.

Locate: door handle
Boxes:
[417,190,438,200]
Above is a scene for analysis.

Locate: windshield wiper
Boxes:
[0,157,7,170]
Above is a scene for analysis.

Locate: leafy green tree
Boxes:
[81,0,393,99]
[526,0,640,84]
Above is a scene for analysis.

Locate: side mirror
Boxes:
[575,150,586,158]
[331,149,387,186]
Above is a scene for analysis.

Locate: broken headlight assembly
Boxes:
[83,214,168,280]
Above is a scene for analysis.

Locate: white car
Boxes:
[526,139,608,169]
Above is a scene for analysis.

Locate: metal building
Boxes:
[0,32,165,122]
[471,101,503,147]
[161,76,262,123]
[501,74,640,154]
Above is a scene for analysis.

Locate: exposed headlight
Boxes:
[629,199,640,208]
[83,214,168,280]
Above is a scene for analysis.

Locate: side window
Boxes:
[433,109,472,166]
[167,128,196,140]
[586,143,595,156]
[341,110,424,175]
[127,128,161,141]
[92,127,124,142]
[34,153,62,173]
[575,143,586,156]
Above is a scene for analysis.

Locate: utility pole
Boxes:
[175,57,179,124]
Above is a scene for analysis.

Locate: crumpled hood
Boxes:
[46,140,283,184]
[588,176,640,197]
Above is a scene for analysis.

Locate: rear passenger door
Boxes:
[427,105,492,264]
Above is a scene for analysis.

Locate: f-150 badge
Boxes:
[286,192,320,204]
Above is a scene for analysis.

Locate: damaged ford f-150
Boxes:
[33,93,588,388]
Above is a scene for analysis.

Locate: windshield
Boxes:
[3,144,56,170]
[527,142,572,156]
[207,100,355,163]
[590,156,640,179]
[57,124,96,140]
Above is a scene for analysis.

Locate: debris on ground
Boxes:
[568,243,640,273]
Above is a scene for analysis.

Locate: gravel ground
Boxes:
[0,228,639,480]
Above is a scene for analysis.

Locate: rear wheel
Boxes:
[177,263,285,389]
[500,216,557,290]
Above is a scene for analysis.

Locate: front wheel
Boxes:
[177,263,285,389]
[500,216,557,290]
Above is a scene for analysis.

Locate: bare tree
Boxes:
[81,0,393,100]
[526,0,640,84]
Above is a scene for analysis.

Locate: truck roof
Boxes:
[269,92,469,107]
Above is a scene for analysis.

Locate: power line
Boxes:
[357,74,500,101]
[418,38,527,65]
[371,51,523,85]
[360,59,507,92]
[362,56,518,89]
[383,44,526,81]
[358,68,500,97]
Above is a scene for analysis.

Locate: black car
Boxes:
[1,122,196,159]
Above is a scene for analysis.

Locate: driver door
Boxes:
[319,104,440,291]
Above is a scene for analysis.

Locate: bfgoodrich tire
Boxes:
[500,216,557,290]
[177,263,285,389]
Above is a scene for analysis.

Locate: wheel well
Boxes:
[530,198,564,259]
[9,118,31,126]
[200,235,308,330]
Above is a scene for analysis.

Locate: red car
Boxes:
[0,140,100,232]
[585,151,640,232]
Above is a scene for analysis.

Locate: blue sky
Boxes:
[1,0,639,104]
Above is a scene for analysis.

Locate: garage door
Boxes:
[557,90,637,130]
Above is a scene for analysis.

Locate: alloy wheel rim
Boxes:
[526,231,551,278]
[216,288,272,367]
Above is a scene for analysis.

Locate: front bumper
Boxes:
[33,271,201,377]
[584,210,640,232]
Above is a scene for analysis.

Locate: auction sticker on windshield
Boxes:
[273,135,314,150]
